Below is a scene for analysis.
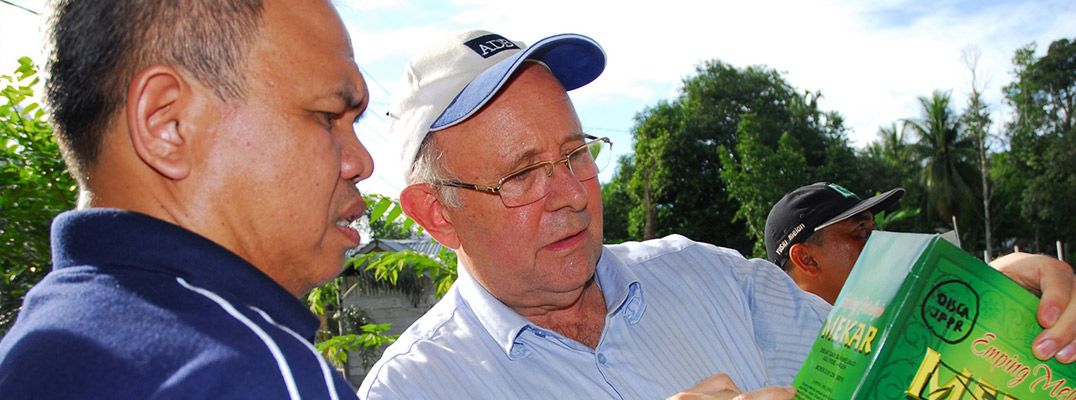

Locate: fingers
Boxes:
[668,374,740,400]
[1031,259,1076,363]
[687,374,740,393]
[734,386,796,400]
[992,252,1076,363]
[1029,256,1073,328]
[668,374,795,400]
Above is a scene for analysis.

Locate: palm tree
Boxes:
[868,123,915,172]
[905,91,979,224]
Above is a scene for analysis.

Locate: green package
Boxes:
[792,231,1076,399]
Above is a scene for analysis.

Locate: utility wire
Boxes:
[359,66,393,98]
[584,126,631,134]
[1,0,39,15]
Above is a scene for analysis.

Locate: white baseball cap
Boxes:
[389,30,606,175]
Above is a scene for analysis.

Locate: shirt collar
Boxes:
[594,247,645,325]
[456,263,533,358]
[50,208,320,339]
[456,246,647,358]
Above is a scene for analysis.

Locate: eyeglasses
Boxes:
[437,135,613,207]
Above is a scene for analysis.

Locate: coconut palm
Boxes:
[905,91,979,223]
[868,123,915,173]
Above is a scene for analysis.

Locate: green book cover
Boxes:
[792,231,1076,399]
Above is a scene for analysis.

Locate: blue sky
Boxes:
[330,0,1074,198]
[3,0,1074,198]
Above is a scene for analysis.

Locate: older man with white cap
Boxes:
[357,29,828,399]
[358,28,1076,400]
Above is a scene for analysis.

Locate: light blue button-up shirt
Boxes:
[358,235,831,399]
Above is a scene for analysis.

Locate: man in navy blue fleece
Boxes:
[0,0,373,398]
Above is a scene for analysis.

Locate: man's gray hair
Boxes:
[407,136,463,208]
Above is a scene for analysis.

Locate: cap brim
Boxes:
[431,33,606,130]
[814,187,905,231]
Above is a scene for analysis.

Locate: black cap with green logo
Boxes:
[764,182,904,267]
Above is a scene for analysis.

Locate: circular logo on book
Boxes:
[921,279,980,344]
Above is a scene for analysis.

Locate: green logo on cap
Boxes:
[827,183,858,199]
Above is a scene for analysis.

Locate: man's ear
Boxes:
[125,65,194,180]
[788,243,821,277]
[400,183,460,249]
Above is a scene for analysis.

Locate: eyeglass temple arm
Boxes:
[438,180,500,194]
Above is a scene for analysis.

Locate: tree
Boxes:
[864,123,919,197]
[1027,39,1076,135]
[601,154,635,244]
[1,58,78,336]
[365,193,414,240]
[307,194,458,379]
[861,123,925,233]
[627,101,680,241]
[719,116,808,257]
[623,61,865,254]
[306,273,396,377]
[961,47,996,259]
[999,39,1076,256]
[904,91,978,231]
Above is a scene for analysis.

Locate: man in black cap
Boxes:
[764,182,904,304]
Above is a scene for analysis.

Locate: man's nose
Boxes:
[542,161,588,211]
[341,133,373,184]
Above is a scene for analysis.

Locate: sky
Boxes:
[2,0,1074,198]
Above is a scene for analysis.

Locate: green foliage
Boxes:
[905,90,979,226]
[365,193,417,240]
[306,194,457,376]
[626,101,679,241]
[873,207,921,231]
[354,193,456,298]
[306,277,342,317]
[1,58,77,335]
[860,123,927,233]
[866,124,917,174]
[601,154,635,244]
[1024,39,1075,135]
[347,246,457,299]
[719,117,808,257]
[612,60,871,254]
[316,323,396,370]
[999,39,1076,254]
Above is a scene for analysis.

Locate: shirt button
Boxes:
[510,344,531,358]
[597,353,608,365]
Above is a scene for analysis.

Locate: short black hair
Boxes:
[46,0,264,183]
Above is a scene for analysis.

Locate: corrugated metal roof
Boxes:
[353,235,447,259]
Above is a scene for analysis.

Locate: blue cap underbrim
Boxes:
[431,33,606,130]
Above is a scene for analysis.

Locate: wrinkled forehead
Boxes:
[441,67,580,151]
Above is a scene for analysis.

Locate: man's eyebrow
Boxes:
[852,212,873,222]
[334,89,366,110]
[505,132,587,170]
[508,147,541,170]
[557,132,587,150]
[329,88,368,124]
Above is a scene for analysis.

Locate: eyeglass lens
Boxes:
[500,139,611,206]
